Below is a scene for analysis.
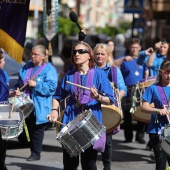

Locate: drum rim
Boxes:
[163,126,170,144]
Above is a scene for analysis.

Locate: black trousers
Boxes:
[63,146,98,170]
[25,112,50,157]
[150,134,170,170]
[101,133,112,170]
[0,130,7,169]
[123,109,147,141]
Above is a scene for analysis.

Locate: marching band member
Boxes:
[48,41,114,170]
[114,38,149,144]
[93,43,127,170]
[141,59,170,170]
[137,40,170,76]
[0,49,9,170]
[14,45,58,161]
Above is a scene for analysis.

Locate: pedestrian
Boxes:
[141,59,170,170]
[48,41,114,170]
[114,38,149,144]
[15,45,58,161]
[93,43,127,170]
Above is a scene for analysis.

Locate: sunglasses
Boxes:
[72,49,89,55]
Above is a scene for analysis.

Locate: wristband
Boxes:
[156,109,159,114]
[51,108,58,111]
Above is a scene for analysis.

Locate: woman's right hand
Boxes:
[47,110,59,123]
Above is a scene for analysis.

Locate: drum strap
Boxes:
[157,83,170,123]
[23,62,47,95]
[111,66,117,86]
[156,83,169,106]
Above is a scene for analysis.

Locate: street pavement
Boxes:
[5,56,156,169]
[6,126,156,170]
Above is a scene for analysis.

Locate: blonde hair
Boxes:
[93,43,115,66]
[32,45,48,63]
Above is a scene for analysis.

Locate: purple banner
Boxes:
[0,1,30,63]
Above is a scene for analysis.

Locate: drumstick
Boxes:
[56,120,66,126]
[66,81,90,91]
[66,81,106,95]
[9,88,19,119]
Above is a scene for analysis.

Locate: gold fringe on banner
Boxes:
[0,29,23,64]
[48,41,53,56]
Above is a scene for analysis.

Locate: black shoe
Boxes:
[146,140,153,151]
[123,140,132,143]
[27,154,40,161]
[104,166,111,170]
[150,152,155,161]
[136,138,146,144]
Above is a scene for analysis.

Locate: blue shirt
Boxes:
[137,51,166,76]
[120,58,148,86]
[97,63,127,96]
[53,68,114,128]
[142,84,170,134]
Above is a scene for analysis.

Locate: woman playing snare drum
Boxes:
[93,43,127,170]
[141,60,170,170]
[48,41,114,170]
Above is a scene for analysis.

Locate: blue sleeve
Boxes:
[117,68,127,96]
[149,54,164,70]
[0,69,9,101]
[53,75,70,101]
[142,86,153,104]
[137,51,148,66]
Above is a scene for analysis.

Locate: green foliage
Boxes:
[119,21,131,30]
[96,26,119,38]
[58,16,79,36]
[95,21,131,38]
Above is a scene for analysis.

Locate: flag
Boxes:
[0,1,30,63]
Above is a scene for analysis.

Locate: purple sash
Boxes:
[156,83,169,106]
[156,83,170,121]
[73,68,94,104]
[22,62,47,95]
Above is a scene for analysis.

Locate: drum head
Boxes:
[102,104,122,133]
[0,104,23,126]
[132,104,154,123]
[163,125,170,143]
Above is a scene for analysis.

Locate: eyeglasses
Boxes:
[72,49,89,55]
[30,52,41,56]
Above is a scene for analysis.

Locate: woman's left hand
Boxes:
[28,80,37,87]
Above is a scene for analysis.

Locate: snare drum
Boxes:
[130,77,156,123]
[0,103,24,140]
[161,125,170,157]
[56,109,106,157]
[102,85,122,133]
[8,92,34,119]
